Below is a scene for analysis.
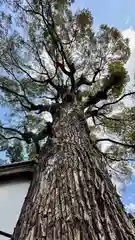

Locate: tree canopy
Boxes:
[0,0,135,178]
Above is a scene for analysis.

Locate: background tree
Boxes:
[0,0,135,239]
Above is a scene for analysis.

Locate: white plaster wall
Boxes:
[0,179,30,239]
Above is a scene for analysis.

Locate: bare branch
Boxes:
[17,0,76,91]
[98,92,135,112]
[0,121,55,154]
[83,69,135,112]
[76,69,101,89]
[23,122,55,153]
[40,0,76,91]
[0,80,60,114]
[0,125,28,143]
[76,74,93,89]
[98,113,121,121]
[8,51,39,83]
[85,110,120,122]
[0,230,12,239]
[0,125,24,136]
[0,82,35,108]
[33,43,59,91]
[7,46,58,91]
[0,132,23,141]
[95,138,135,149]
[105,154,130,163]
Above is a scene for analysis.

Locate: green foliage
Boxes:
[108,61,129,97]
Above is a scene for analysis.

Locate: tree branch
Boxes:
[76,69,100,89]
[0,132,23,141]
[22,122,55,153]
[85,91,135,120]
[8,48,57,92]
[95,138,135,149]
[13,39,59,92]
[0,125,25,137]
[0,81,60,114]
[0,122,55,154]
[17,0,76,92]
[0,125,31,143]
[33,43,59,91]
[76,74,92,89]
[85,90,108,107]
[98,113,121,121]
[83,68,135,113]
[97,92,135,112]
[0,230,12,239]
[40,0,76,92]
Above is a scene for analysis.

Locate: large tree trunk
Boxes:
[12,105,135,239]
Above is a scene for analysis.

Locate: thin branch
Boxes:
[84,74,119,108]
[33,43,59,91]
[4,45,60,99]
[0,125,24,136]
[83,68,135,111]
[0,121,55,154]
[0,132,23,141]
[0,62,30,99]
[8,46,57,90]
[95,138,135,149]
[98,92,135,112]
[0,81,59,114]
[76,74,92,89]
[0,82,35,108]
[18,40,58,80]
[85,109,121,122]
[8,51,39,83]
[0,230,12,239]
[17,0,76,91]
[40,0,76,91]
[23,122,55,153]
[98,113,121,121]
[76,68,101,90]
[104,154,130,163]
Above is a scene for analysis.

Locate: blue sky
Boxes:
[73,0,135,30]
[1,0,135,212]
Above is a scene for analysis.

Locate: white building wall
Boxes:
[0,179,30,239]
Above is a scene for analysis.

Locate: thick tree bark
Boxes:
[12,105,135,240]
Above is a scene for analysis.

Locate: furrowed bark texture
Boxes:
[12,105,135,240]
